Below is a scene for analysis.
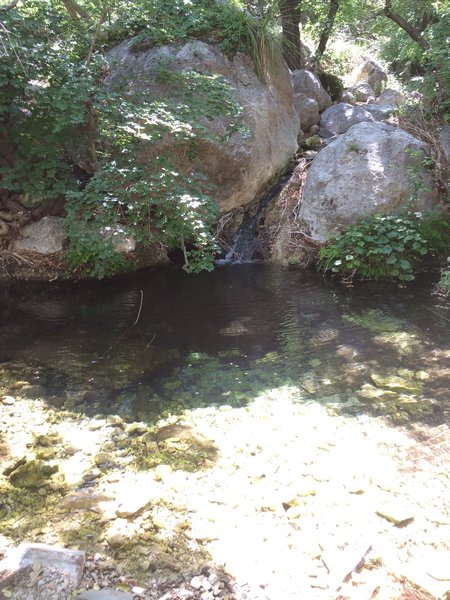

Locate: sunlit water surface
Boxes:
[0,265,449,426]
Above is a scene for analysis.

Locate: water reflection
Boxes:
[0,265,448,425]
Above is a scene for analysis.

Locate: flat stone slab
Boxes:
[0,543,85,588]
[74,590,135,599]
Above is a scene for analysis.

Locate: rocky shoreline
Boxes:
[1,383,449,599]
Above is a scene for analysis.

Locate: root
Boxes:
[0,249,64,279]
[265,157,322,263]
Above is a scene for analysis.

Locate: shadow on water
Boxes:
[0,264,449,428]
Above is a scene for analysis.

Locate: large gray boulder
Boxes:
[11,216,67,254]
[299,122,438,242]
[105,40,299,213]
[292,70,332,112]
[363,103,398,121]
[320,103,375,135]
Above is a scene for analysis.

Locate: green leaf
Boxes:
[399,259,412,271]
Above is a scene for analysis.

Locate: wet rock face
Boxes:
[299,121,438,242]
[105,40,299,214]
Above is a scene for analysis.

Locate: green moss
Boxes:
[128,423,218,472]
[8,460,59,489]
[343,309,407,334]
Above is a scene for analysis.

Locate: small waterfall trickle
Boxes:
[223,168,293,263]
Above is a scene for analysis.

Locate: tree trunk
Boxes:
[83,2,109,174]
[382,0,429,51]
[279,0,303,70]
[62,0,92,21]
[317,0,340,56]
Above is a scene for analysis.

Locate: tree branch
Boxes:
[85,1,108,66]
[381,0,429,51]
[0,0,21,12]
[62,0,92,21]
[317,0,340,56]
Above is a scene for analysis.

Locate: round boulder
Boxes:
[320,103,375,135]
[292,69,332,112]
[11,216,67,254]
[293,93,320,131]
[299,121,438,242]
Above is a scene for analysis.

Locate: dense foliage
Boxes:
[318,212,450,282]
[0,0,256,276]
[0,0,449,278]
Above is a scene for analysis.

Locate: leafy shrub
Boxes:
[64,224,128,280]
[318,212,450,282]
[438,269,450,290]
[302,135,321,150]
[0,1,249,277]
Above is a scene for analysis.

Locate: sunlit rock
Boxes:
[346,82,374,102]
[299,122,438,242]
[319,103,375,135]
[347,58,387,96]
[105,40,299,213]
[292,69,332,111]
[11,216,67,254]
[378,88,406,105]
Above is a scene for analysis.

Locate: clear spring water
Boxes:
[0,264,449,426]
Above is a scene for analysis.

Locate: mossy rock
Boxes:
[8,460,58,489]
[34,432,63,447]
[371,373,422,393]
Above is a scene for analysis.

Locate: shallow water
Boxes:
[0,265,449,425]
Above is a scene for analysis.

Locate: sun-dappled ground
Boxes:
[1,385,449,600]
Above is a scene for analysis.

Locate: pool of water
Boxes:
[0,264,449,425]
